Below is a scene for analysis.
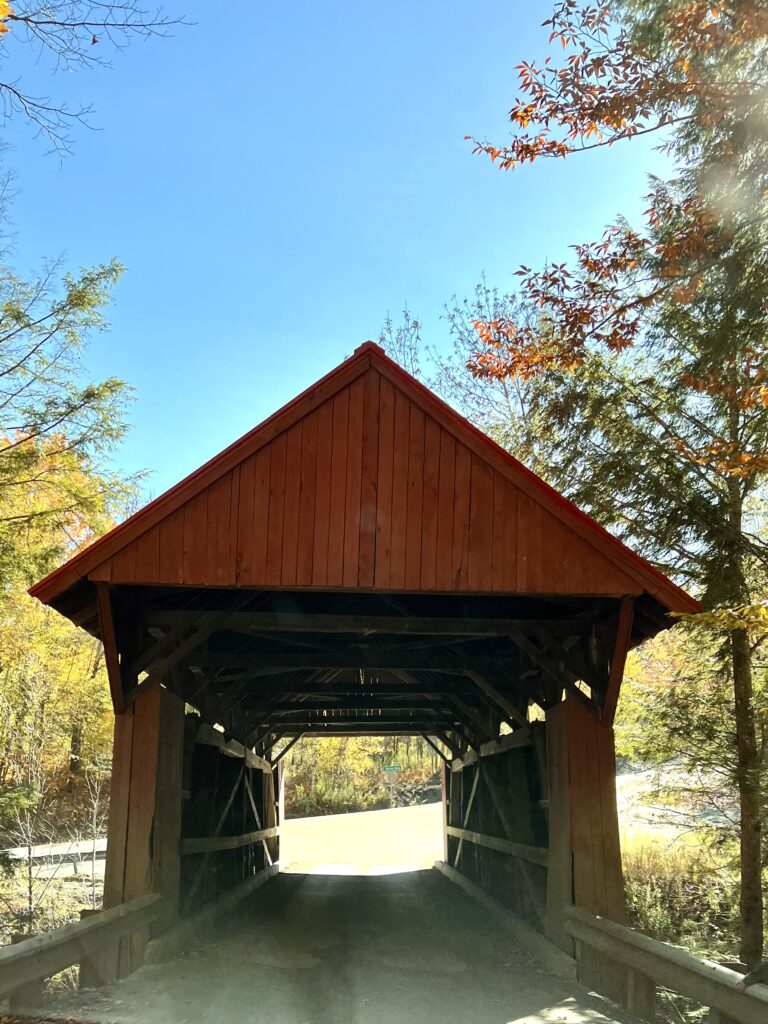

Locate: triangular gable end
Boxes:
[30,343,700,613]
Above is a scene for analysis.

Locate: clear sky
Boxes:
[8,1,662,497]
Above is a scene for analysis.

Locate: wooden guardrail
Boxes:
[565,905,768,1024]
[445,825,548,867]
[0,893,164,1000]
[180,826,279,855]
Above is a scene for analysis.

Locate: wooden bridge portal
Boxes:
[29,342,707,1017]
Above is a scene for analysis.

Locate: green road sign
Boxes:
[382,764,401,773]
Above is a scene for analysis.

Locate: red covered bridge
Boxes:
[15,342,767,1023]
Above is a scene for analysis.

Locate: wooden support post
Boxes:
[545,694,626,1000]
[263,763,279,864]
[277,760,285,858]
[627,965,657,1023]
[440,760,449,862]
[9,933,42,1012]
[102,685,185,982]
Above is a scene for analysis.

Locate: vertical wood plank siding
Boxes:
[91,367,640,595]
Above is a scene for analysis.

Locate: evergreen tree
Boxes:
[460,0,768,963]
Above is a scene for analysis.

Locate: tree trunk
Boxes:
[69,722,82,779]
[731,626,764,965]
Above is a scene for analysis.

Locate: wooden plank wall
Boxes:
[545,695,626,999]
[447,744,549,932]
[91,368,640,596]
[102,686,185,979]
[447,702,625,956]
[179,735,273,914]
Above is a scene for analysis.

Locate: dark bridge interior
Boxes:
[56,584,668,754]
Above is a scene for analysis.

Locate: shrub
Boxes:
[623,839,740,960]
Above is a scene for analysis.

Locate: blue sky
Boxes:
[7,1,663,496]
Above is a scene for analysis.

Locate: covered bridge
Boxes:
[27,341,739,1022]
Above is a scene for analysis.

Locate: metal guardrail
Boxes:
[6,837,107,867]
[565,905,768,1024]
[0,892,164,998]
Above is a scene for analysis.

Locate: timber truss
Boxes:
[86,585,665,758]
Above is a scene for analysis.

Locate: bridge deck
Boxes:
[48,870,628,1024]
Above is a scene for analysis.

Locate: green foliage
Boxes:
[283,736,441,818]
[383,0,768,961]
[616,624,768,850]
[0,257,136,588]
[0,240,134,901]
[624,841,740,957]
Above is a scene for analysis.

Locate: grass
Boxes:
[623,837,740,959]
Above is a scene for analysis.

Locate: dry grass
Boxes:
[622,832,740,960]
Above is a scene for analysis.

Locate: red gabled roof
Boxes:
[30,342,700,614]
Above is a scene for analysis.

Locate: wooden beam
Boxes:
[194,651,515,674]
[282,730,447,737]
[249,721,281,750]
[504,629,599,712]
[434,710,481,752]
[465,671,529,730]
[214,681,479,698]
[269,699,442,714]
[180,827,279,855]
[182,766,245,912]
[532,629,608,701]
[435,731,462,757]
[272,734,303,765]
[251,716,462,731]
[451,727,532,770]
[145,610,585,638]
[128,604,206,679]
[421,734,451,765]
[243,771,273,867]
[199,668,332,722]
[479,760,546,926]
[388,670,483,751]
[0,894,165,999]
[95,584,125,714]
[601,597,634,726]
[238,691,298,744]
[445,826,548,867]
[138,612,232,691]
[453,766,481,868]
[193,723,270,772]
[446,694,496,744]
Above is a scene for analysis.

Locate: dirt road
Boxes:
[43,806,627,1024]
[48,870,627,1024]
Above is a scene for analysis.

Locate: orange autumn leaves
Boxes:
[470,1,768,170]
[466,0,768,483]
[0,3,12,34]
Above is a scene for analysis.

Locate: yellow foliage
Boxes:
[0,588,113,792]
[0,3,12,34]
[674,602,768,632]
